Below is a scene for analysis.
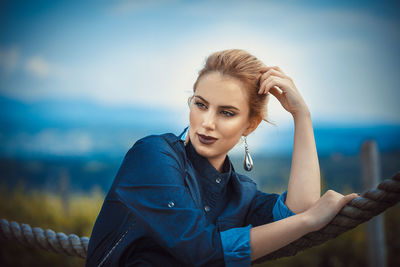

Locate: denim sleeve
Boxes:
[220,224,253,267]
[113,136,250,266]
[244,189,279,227]
[272,190,296,221]
[245,189,296,227]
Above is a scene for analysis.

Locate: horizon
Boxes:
[1,0,399,158]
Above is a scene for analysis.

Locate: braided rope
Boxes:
[0,172,399,262]
[252,171,400,264]
[0,219,89,258]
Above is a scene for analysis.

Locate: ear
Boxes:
[243,115,262,136]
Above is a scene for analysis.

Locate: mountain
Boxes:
[0,95,184,158]
[0,95,399,159]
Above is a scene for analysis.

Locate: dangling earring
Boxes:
[243,136,253,171]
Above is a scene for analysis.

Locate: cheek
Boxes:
[219,118,248,138]
[189,108,203,134]
[189,108,198,125]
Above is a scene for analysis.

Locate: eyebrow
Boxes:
[194,95,240,111]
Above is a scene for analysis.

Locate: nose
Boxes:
[202,110,216,130]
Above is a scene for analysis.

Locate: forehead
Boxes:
[195,72,249,108]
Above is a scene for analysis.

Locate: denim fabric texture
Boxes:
[86,127,295,266]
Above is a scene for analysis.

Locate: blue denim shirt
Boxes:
[86,127,295,266]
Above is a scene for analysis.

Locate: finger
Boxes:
[260,69,287,85]
[260,77,286,95]
[260,66,272,73]
[259,75,284,94]
[259,65,280,74]
[265,81,281,96]
[260,65,286,76]
[339,193,359,207]
[258,76,272,94]
[269,86,284,102]
[348,193,359,200]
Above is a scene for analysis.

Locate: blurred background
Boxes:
[0,0,399,266]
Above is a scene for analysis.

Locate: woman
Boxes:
[86,49,358,266]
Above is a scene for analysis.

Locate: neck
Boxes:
[207,154,226,173]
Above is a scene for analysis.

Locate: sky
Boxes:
[1,0,399,129]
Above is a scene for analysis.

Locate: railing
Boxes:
[0,140,399,265]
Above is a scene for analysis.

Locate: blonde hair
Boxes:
[189,49,271,123]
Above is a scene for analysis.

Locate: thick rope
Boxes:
[0,219,89,258]
[252,171,400,264]
[0,172,399,262]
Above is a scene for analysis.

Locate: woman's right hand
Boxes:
[303,190,359,232]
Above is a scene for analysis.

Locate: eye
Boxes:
[195,101,207,109]
[221,110,235,117]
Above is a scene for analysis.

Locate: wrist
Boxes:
[291,108,310,119]
[298,211,318,233]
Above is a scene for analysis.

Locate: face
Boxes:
[189,71,257,169]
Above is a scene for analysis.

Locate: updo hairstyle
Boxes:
[188,49,272,123]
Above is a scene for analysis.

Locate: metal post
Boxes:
[361,140,386,267]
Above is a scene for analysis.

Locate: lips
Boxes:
[197,133,218,145]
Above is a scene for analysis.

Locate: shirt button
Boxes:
[215,177,221,183]
[168,201,175,208]
[204,205,211,212]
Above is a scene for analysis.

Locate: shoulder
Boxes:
[112,131,187,187]
[126,132,184,162]
[130,132,179,150]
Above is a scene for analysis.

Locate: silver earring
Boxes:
[243,136,253,171]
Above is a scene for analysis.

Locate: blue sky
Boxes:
[1,0,399,129]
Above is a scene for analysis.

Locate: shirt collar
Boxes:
[179,126,189,146]
[185,135,232,187]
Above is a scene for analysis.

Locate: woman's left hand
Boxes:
[258,66,309,117]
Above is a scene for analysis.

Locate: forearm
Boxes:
[286,111,321,213]
[250,212,311,261]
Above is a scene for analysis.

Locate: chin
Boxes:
[192,142,215,158]
[189,131,228,159]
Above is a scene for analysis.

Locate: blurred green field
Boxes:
[0,184,399,267]
[0,184,104,267]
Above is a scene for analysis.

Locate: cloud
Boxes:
[25,56,51,78]
[14,129,93,156]
[24,55,68,80]
[2,1,398,125]
[0,46,19,74]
